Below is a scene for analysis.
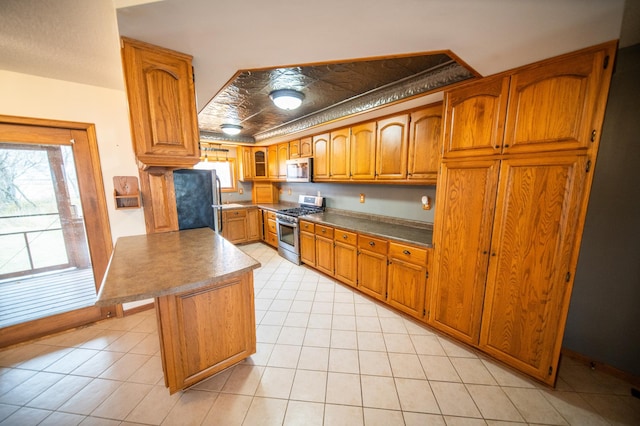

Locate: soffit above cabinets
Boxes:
[198,52,476,143]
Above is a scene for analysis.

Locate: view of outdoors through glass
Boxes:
[0,142,96,327]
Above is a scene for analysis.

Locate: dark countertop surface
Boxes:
[96,228,261,306]
[300,212,433,248]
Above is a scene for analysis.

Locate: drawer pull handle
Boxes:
[321,229,326,233]
[369,241,375,246]
[342,234,348,239]
[403,250,411,255]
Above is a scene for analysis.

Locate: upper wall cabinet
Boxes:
[443,75,510,159]
[121,37,200,169]
[444,46,609,159]
[375,114,409,180]
[408,104,442,182]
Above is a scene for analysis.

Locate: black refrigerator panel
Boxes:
[173,169,220,231]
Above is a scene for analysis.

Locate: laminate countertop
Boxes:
[300,212,433,248]
[96,228,261,306]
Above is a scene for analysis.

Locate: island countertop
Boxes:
[96,228,261,306]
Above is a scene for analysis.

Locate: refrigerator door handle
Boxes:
[215,176,223,233]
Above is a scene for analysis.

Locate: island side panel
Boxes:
[155,271,256,394]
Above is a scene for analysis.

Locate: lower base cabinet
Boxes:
[387,242,429,320]
[222,208,261,244]
[315,224,334,276]
[300,221,316,267]
[357,235,388,302]
[334,229,358,287]
[155,271,256,394]
[262,210,278,247]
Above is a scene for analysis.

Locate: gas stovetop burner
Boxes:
[277,206,324,217]
[275,195,325,223]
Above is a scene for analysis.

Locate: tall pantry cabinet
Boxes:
[428,41,616,385]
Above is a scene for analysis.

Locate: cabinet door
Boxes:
[330,128,350,180]
[315,235,334,276]
[388,257,426,320]
[252,148,268,179]
[246,209,261,241]
[376,114,409,179]
[300,231,316,267]
[408,104,442,182]
[479,155,587,385]
[350,122,376,180]
[238,147,253,181]
[443,75,510,159]
[222,210,247,244]
[334,230,358,288]
[267,145,278,179]
[428,159,500,345]
[277,142,289,177]
[503,49,608,154]
[299,137,313,158]
[121,38,200,168]
[312,133,330,180]
[289,140,300,158]
[358,249,387,302]
[139,169,178,233]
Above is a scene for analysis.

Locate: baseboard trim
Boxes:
[123,301,155,316]
[561,347,640,388]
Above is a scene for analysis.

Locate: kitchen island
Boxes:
[96,228,260,393]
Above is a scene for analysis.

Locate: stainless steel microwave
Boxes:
[286,158,313,182]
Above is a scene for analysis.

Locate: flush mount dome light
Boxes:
[269,89,304,110]
[220,124,243,135]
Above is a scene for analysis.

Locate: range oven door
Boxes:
[276,217,301,264]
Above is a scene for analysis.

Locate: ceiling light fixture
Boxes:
[220,123,243,135]
[269,89,304,110]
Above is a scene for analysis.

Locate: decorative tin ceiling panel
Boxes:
[197,52,475,142]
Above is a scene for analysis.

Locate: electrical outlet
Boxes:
[360,193,365,203]
[238,187,243,194]
[287,188,292,195]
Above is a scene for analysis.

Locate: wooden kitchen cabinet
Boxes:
[252,147,268,179]
[431,42,616,385]
[503,49,608,154]
[315,224,335,276]
[330,128,351,180]
[246,208,261,241]
[443,75,510,159]
[120,38,199,169]
[312,133,330,180]
[264,210,278,248]
[357,235,388,302]
[387,242,429,320]
[289,140,300,158]
[222,209,248,243]
[408,104,442,182]
[253,182,279,204]
[238,146,253,181]
[222,208,261,244]
[428,159,500,345]
[139,168,178,234]
[155,270,256,393]
[479,155,588,382]
[277,142,290,178]
[300,220,316,267]
[334,229,358,287]
[299,137,313,157]
[350,121,377,180]
[267,144,278,179]
[376,114,409,180]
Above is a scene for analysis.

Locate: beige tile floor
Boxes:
[1,242,639,425]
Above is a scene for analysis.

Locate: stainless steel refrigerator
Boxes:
[173,168,222,232]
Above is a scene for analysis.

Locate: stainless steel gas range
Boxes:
[275,195,324,264]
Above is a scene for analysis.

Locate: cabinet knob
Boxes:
[483,251,488,255]
[369,241,375,246]
[321,229,326,233]
[403,250,411,255]
[342,234,348,239]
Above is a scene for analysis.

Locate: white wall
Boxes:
[0,70,146,242]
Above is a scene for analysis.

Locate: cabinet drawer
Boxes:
[389,242,427,265]
[334,228,357,245]
[266,211,276,221]
[358,235,388,255]
[267,219,277,233]
[315,224,334,238]
[300,220,315,233]
[224,209,246,219]
[266,231,278,247]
